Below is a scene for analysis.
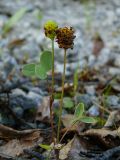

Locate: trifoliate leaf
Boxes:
[22,63,35,76]
[63,97,74,109]
[74,103,84,118]
[40,51,52,71]
[35,64,47,79]
[80,116,97,123]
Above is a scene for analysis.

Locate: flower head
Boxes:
[56,27,76,50]
[44,20,58,40]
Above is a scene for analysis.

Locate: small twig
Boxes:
[60,121,76,143]
[101,75,117,94]
[92,100,110,114]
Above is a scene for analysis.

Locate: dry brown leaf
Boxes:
[0,139,23,157]
[79,128,120,150]
[8,38,26,48]
[59,139,74,160]
[104,110,120,128]
[68,135,88,160]
[36,96,50,121]
[92,33,104,57]
[0,138,40,158]
[0,124,41,140]
[0,125,42,158]
[62,114,74,128]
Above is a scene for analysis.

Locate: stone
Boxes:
[88,105,100,116]
[105,95,120,108]
[10,89,42,110]
[74,94,92,109]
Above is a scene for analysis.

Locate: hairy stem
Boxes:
[57,49,67,143]
[49,40,55,143]
[52,40,55,96]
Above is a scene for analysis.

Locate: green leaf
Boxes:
[22,63,36,76]
[80,116,97,123]
[39,144,52,150]
[34,10,43,20]
[74,103,84,118]
[40,51,52,71]
[63,97,74,109]
[35,64,47,79]
[3,7,27,34]
[73,68,79,92]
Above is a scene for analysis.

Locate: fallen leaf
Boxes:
[79,128,120,150]
[8,38,26,48]
[59,139,73,160]
[104,110,120,128]
[0,125,42,158]
[92,32,104,57]
[68,136,87,160]
[36,96,50,121]
[0,124,41,140]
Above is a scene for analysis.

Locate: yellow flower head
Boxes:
[56,27,76,50]
[44,20,58,40]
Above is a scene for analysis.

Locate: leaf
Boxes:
[22,63,36,77]
[74,103,84,118]
[3,7,27,34]
[63,97,74,109]
[40,51,52,72]
[35,51,52,79]
[59,139,73,160]
[39,144,52,150]
[36,96,50,121]
[35,64,47,79]
[62,114,75,128]
[80,116,97,123]
[73,68,79,92]
[0,124,41,158]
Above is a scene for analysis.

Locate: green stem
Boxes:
[60,121,77,143]
[57,49,67,143]
[49,40,55,143]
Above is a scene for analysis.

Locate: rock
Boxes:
[74,94,92,109]
[12,106,24,118]
[105,95,120,108]
[114,55,120,67]
[10,89,42,111]
[84,85,96,95]
[68,136,89,160]
[109,67,120,75]
[116,8,120,17]
[88,105,100,116]
[13,40,41,61]
[0,112,15,126]
[2,55,18,76]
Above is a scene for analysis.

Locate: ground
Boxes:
[0,0,120,159]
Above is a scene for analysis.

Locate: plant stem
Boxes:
[57,49,67,143]
[52,40,55,95]
[60,121,76,143]
[49,40,55,143]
